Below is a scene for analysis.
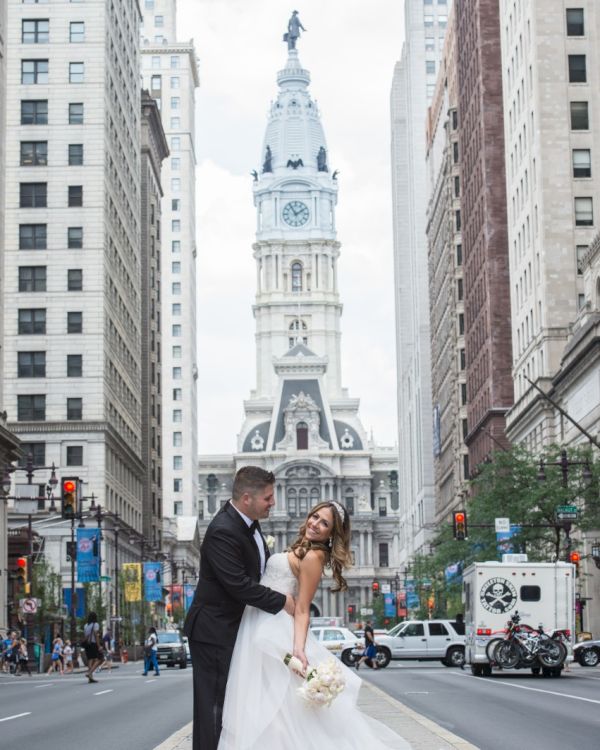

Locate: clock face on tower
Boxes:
[282,200,310,227]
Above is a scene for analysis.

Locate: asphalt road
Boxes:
[360,661,600,750]
[0,662,193,750]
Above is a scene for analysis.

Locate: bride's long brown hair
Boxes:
[288,502,352,592]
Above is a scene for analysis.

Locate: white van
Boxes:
[463,559,575,677]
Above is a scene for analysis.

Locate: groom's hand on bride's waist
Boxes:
[284,594,295,616]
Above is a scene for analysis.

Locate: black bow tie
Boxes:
[248,520,260,535]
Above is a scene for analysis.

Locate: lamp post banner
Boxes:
[76,528,100,582]
[123,562,142,602]
[143,562,163,602]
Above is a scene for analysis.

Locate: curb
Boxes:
[363,681,480,750]
[152,721,192,750]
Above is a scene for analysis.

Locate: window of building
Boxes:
[69,102,84,124]
[170,136,181,152]
[566,8,585,36]
[425,35,435,51]
[462,418,469,439]
[172,324,181,337]
[573,149,591,178]
[69,22,84,42]
[170,76,180,89]
[424,15,434,27]
[378,497,387,517]
[21,99,48,124]
[173,432,182,447]
[173,478,182,492]
[296,421,308,449]
[172,367,182,379]
[568,55,587,83]
[171,157,180,171]
[172,199,180,211]
[170,96,180,109]
[463,454,470,479]
[67,311,82,333]
[68,185,83,206]
[578,293,586,309]
[172,303,181,316]
[461,382,467,405]
[19,266,46,292]
[456,244,462,265]
[438,14,448,27]
[22,19,49,44]
[67,227,83,249]
[17,395,46,421]
[455,210,461,231]
[170,117,180,129]
[151,74,161,91]
[22,0,50,3]
[170,55,180,68]
[22,59,48,84]
[66,446,83,466]
[151,55,160,68]
[172,282,181,294]
[426,60,435,75]
[155,14,164,26]
[457,278,463,300]
[67,354,82,377]
[19,223,46,249]
[171,219,180,232]
[20,182,47,207]
[454,175,460,197]
[379,543,389,567]
[69,62,84,83]
[460,348,466,370]
[173,456,183,471]
[173,388,182,400]
[172,240,180,253]
[18,308,46,334]
[173,409,182,422]
[67,397,82,420]
[291,262,303,292]
[172,345,182,359]
[18,443,46,467]
[20,141,47,166]
[68,144,83,165]
[575,197,593,226]
[18,351,46,377]
[67,269,82,291]
[458,313,465,335]
[576,244,588,275]
[173,501,183,515]
[171,178,180,191]
[570,101,589,130]
[426,83,435,98]
[453,141,459,163]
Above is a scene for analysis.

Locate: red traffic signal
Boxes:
[372,581,380,597]
[570,551,581,563]
[453,510,467,540]
[61,477,79,518]
[16,557,27,569]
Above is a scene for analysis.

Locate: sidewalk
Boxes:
[153,681,479,750]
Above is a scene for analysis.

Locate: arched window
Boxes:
[287,488,297,517]
[296,421,308,449]
[288,318,308,348]
[345,488,354,516]
[299,488,308,516]
[291,262,303,292]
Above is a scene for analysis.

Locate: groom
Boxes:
[184,466,295,750]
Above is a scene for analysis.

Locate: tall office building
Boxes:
[425,7,468,523]
[140,90,169,549]
[500,2,600,447]
[3,0,145,609]
[455,0,513,470]
[390,0,451,560]
[140,1,199,541]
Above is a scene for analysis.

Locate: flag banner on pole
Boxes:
[184,584,194,610]
[383,592,396,617]
[76,528,100,582]
[144,562,163,602]
[123,562,142,602]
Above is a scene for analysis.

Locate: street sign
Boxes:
[360,607,373,616]
[110,616,123,622]
[495,517,510,533]
[381,584,391,594]
[556,505,578,520]
[22,598,38,614]
[100,575,112,582]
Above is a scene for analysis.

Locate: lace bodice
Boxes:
[261,552,298,596]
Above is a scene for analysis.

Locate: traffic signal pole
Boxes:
[70,516,76,643]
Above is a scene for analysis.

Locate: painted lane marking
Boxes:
[94,689,113,696]
[448,671,600,704]
[145,679,157,683]
[34,684,54,689]
[0,712,32,723]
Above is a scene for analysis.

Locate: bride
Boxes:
[218,501,409,749]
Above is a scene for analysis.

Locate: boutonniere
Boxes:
[265,535,275,550]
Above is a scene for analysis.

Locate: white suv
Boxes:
[376,619,465,667]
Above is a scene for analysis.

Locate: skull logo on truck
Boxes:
[480,577,517,614]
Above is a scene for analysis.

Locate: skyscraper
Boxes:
[140,1,199,540]
[390,1,451,560]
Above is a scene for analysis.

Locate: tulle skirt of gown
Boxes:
[218,564,410,749]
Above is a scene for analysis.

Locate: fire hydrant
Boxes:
[121,647,128,663]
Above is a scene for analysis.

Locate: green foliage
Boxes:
[31,557,62,629]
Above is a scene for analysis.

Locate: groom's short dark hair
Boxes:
[232,466,275,500]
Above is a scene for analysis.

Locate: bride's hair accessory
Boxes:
[330,501,345,521]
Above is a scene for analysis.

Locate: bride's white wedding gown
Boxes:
[218,553,410,750]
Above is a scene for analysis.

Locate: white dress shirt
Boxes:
[230,501,266,575]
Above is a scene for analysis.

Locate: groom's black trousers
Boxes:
[190,640,234,750]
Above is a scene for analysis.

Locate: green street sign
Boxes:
[556,505,578,520]
[100,575,112,582]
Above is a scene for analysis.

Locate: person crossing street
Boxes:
[142,627,160,676]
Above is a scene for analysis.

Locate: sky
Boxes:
[177,1,406,454]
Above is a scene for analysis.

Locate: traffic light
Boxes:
[347,604,356,620]
[15,556,28,594]
[570,551,581,576]
[453,510,467,540]
[372,581,380,598]
[61,477,78,519]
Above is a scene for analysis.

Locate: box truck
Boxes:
[463,557,575,677]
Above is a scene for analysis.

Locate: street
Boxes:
[0,663,192,750]
[361,662,600,750]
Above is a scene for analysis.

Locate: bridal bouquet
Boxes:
[284,654,346,707]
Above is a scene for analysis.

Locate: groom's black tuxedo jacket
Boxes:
[184,502,286,647]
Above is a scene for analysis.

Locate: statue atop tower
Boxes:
[283,10,306,50]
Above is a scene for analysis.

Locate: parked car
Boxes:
[310,625,362,666]
[375,619,465,668]
[574,639,600,667]
[156,630,187,669]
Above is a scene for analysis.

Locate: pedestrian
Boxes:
[16,639,32,676]
[454,613,465,635]
[47,637,64,675]
[82,612,104,683]
[142,626,160,676]
[356,620,378,670]
[63,640,74,674]
[100,629,113,672]
[0,632,9,673]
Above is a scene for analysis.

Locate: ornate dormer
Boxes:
[275,391,330,452]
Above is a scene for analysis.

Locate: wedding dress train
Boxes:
[218,553,410,750]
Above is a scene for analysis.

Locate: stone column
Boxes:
[359,531,365,566]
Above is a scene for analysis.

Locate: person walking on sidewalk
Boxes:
[16,638,32,676]
[63,640,74,674]
[142,627,160,676]
[47,637,64,675]
[356,620,379,670]
[82,612,104,683]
